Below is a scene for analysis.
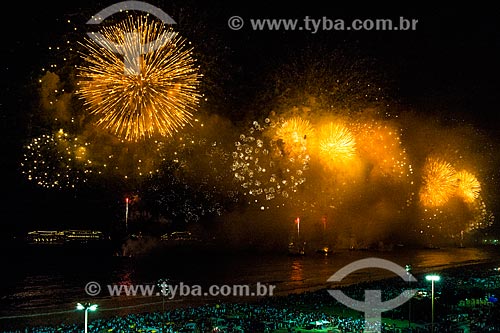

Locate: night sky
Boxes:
[1,2,499,240]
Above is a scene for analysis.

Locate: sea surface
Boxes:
[1,245,499,329]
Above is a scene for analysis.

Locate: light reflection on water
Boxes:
[289,259,304,288]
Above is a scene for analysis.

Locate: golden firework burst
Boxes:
[76,16,202,141]
[455,170,481,203]
[419,157,457,207]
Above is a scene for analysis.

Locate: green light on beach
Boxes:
[425,275,440,282]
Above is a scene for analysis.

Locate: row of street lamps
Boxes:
[76,273,440,332]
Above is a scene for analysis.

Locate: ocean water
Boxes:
[1,245,499,330]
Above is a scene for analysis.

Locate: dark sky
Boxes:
[1,2,499,236]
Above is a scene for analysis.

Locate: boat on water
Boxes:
[288,241,306,256]
[21,229,112,255]
[286,216,336,256]
[315,245,333,255]
[26,229,107,245]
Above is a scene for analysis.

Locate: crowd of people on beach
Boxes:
[2,263,500,332]
[0,301,408,333]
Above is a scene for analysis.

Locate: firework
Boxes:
[20,129,94,189]
[143,118,239,222]
[315,121,356,167]
[417,158,493,241]
[352,118,413,181]
[455,170,481,203]
[273,116,314,156]
[294,119,363,213]
[87,135,165,179]
[418,193,494,242]
[419,157,457,207]
[76,16,202,141]
[158,120,235,188]
[232,118,310,209]
[145,167,226,224]
[467,196,494,231]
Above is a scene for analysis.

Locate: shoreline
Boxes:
[2,251,500,331]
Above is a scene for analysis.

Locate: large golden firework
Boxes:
[316,122,356,166]
[274,116,314,156]
[419,157,457,207]
[76,16,202,141]
[455,170,481,203]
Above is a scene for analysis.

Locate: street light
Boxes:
[157,278,171,332]
[157,278,171,312]
[405,264,412,332]
[76,302,98,333]
[425,274,440,333]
